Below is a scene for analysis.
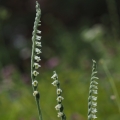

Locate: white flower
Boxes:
[55,104,61,110]
[36,35,41,40]
[91,108,97,113]
[93,90,97,94]
[91,76,99,80]
[92,114,97,119]
[34,56,41,62]
[33,70,39,76]
[91,81,98,85]
[90,85,98,89]
[37,30,41,34]
[92,102,97,107]
[57,88,62,95]
[38,24,41,26]
[51,71,58,79]
[32,80,38,86]
[36,42,42,47]
[33,91,39,96]
[88,114,97,119]
[33,63,41,69]
[57,96,64,102]
[51,80,59,86]
[92,96,97,101]
[92,71,97,75]
[57,112,63,117]
[35,48,42,54]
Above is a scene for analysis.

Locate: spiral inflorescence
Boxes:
[51,71,66,120]
[88,60,99,120]
[31,1,41,95]
[31,1,42,120]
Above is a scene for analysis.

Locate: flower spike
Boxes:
[51,71,66,120]
[88,60,99,120]
[31,1,42,120]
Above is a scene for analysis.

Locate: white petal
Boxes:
[33,91,38,96]
[37,30,41,34]
[57,112,63,117]
[51,80,58,86]
[33,70,39,76]
[36,42,42,47]
[36,35,41,40]
[55,104,61,110]
[34,63,41,69]
[34,56,41,62]
[57,88,62,95]
[93,90,97,94]
[32,80,38,86]
[51,73,58,79]
[57,96,64,102]
[92,96,97,101]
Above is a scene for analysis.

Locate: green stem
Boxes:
[101,60,120,113]
[31,1,42,120]
[36,98,42,120]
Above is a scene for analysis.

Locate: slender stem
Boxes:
[36,98,43,120]
[101,60,120,113]
[31,1,42,120]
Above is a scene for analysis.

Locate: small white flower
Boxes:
[92,96,97,101]
[57,88,62,95]
[55,104,61,110]
[92,59,96,63]
[88,114,97,119]
[90,85,98,89]
[91,108,97,113]
[33,70,39,76]
[92,102,97,107]
[33,91,39,96]
[33,63,41,69]
[92,114,97,119]
[36,42,42,47]
[51,72,58,79]
[34,56,41,62]
[51,80,59,86]
[93,90,97,94]
[35,48,42,54]
[91,81,98,85]
[37,30,41,34]
[57,96,64,102]
[57,112,63,117]
[32,80,38,86]
[92,71,97,75]
[91,76,99,80]
[38,24,41,26]
[36,35,41,40]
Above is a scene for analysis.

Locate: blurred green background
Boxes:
[0,0,120,120]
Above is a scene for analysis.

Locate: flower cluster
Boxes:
[88,60,99,120]
[30,2,43,120]
[31,1,42,97]
[51,71,66,120]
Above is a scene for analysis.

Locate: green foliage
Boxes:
[0,69,120,120]
[0,0,120,120]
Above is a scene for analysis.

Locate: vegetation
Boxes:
[0,0,120,120]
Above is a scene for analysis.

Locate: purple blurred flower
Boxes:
[45,57,59,69]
